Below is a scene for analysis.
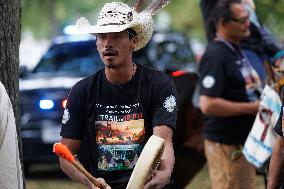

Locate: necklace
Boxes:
[132,63,136,79]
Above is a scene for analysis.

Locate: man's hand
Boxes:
[143,126,174,189]
[143,160,171,189]
[84,177,112,189]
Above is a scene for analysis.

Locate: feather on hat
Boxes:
[76,0,171,51]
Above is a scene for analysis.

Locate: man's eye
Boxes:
[114,35,122,38]
[98,35,106,39]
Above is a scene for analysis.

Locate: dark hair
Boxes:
[126,28,137,39]
[206,0,241,41]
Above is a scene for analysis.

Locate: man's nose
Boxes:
[104,36,113,48]
[243,18,250,27]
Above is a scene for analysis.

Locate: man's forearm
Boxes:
[268,136,284,189]
[162,138,175,175]
[153,126,175,176]
[200,95,259,117]
[59,157,90,186]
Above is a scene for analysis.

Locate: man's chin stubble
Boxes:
[105,63,116,69]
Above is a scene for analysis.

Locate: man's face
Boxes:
[225,3,250,41]
[95,30,137,68]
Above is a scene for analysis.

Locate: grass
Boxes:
[26,164,85,189]
[185,165,266,189]
[27,180,85,189]
[26,164,266,189]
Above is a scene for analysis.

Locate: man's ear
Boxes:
[218,17,230,31]
[219,17,227,27]
[131,36,138,48]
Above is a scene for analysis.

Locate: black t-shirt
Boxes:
[60,64,177,188]
[274,106,283,136]
[198,41,259,145]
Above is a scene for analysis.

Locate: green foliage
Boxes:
[21,0,112,39]
[21,0,52,38]
[21,0,284,41]
[166,0,205,40]
[21,0,205,39]
[255,0,284,40]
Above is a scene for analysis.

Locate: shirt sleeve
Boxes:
[152,77,177,130]
[60,82,86,140]
[274,106,283,137]
[198,54,225,97]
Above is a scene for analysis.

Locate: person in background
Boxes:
[198,0,261,188]
[200,0,283,83]
[58,1,177,189]
[0,82,23,189]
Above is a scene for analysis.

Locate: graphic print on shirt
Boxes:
[95,102,145,171]
[237,59,262,101]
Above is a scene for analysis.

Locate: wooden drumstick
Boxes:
[53,142,102,188]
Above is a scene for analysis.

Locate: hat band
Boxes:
[100,22,129,26]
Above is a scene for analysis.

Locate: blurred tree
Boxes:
[21,0,204,39]
[21,0,284,41]
[0,0,25,188]
[166,0,205,40]
[21,0,121,39]
[255,0,284,41]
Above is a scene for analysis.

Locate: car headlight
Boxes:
[39,99,55,110]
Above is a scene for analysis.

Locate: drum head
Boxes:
[126,135,165,189]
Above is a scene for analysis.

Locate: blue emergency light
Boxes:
[39,99,55,110]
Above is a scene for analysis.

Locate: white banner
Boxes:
[243,85,281,168]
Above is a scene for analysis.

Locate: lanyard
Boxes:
[214,35,262,100]
[214,35,256,78]
[214,35,248,65]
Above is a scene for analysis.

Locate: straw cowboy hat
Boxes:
[76,1,171,51]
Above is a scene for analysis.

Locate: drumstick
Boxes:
[53,142,102,188]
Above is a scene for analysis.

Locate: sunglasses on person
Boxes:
[229,15,250,24]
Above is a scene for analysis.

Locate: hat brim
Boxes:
[76,20,151,51]
[76,24,131,34]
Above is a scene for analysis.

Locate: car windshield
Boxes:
[148,33,196,72]
[33,40,103,76]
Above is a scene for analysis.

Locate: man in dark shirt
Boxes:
[200,0,283,83]
[59,2,177,189]
[198,0,261,188]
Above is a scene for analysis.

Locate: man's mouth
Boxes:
[103,50,118,57]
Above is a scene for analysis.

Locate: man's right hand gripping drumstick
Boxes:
[53,142,111,189]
